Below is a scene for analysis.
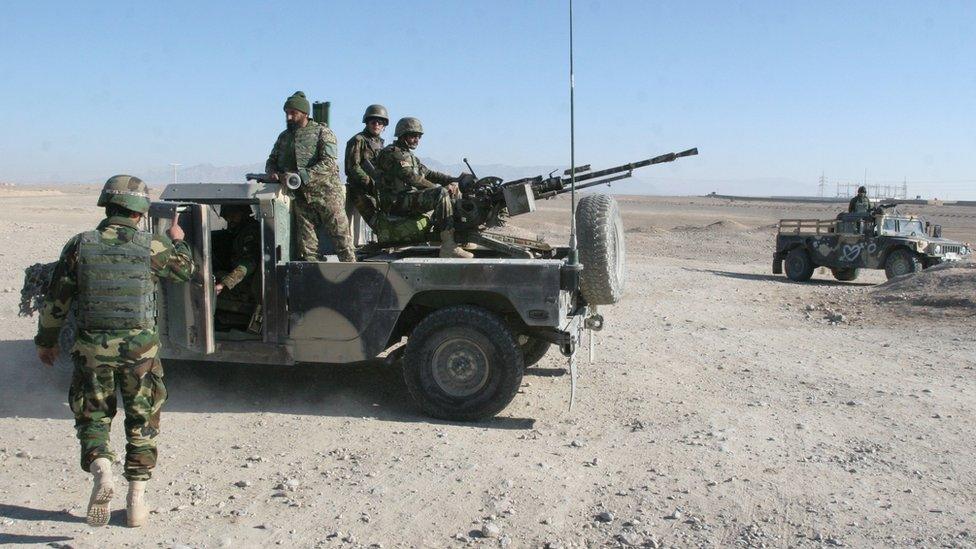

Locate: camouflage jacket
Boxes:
[220,218,261,290]
[34,216,194,363]
[344,130,384,190]
[374,142,453,209]
[849,194,872,213]
[265,120,341,200]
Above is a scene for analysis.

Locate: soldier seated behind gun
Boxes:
[374,117,474,258]
[213,204,261,330]
[848,186,872,214]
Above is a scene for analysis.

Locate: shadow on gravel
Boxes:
[689,268,875,286]
[0,533,74,545]
[0,503,83,525]
[0,340,536,428]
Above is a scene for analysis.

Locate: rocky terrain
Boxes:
[1,188,974,548]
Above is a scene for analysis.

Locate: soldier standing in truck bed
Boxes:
[34,175,194,528]
[345,104,388,226]
[265,91,356,262]
[848,186,872,214]
[374,117,473,258]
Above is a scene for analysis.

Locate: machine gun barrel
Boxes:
[564,147,698,185]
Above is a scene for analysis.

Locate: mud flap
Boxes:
[772,255,783,274]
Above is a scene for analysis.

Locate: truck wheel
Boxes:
[785,248,814,282]
[831,267,859,281]
[403,305,524,421]
[518,335,551,367]
[884,249,922,279]
[576,194,626,305]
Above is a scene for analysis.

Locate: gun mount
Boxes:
[453,148,698,231]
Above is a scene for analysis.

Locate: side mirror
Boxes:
[933,225,942,238]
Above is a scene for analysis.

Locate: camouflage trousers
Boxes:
[294,183,356,262]
[69,352,166,481]
[393,186,454,231]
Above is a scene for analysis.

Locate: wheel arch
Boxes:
[386,290,528,347]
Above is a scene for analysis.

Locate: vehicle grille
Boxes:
[941,245,962,254]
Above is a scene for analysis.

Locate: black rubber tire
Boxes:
[785,248,815,282]
[884,249,922,279]
[831,267,860,281]
[402,305,524,421]
[518,335,551,367]
[575,194,626,305]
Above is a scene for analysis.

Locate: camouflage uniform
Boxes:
[215,217,261,325]
[849,194,872,213]
[375,142,456,231]
[266,120,355,261]
[34,216,194,481]
[345,129,384,223]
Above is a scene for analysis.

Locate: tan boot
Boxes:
[126,480,149,527]
[86,457,114,527]
[439,230,474,259]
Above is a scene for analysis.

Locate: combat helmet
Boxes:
[362,104,389,125]
[394,117,424,138]
[857,186,867,194]
[97,175,150,214]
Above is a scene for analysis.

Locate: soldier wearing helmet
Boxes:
[34,175,194,528]
[374,117,474,258]
[345,104,389,224]
[265,91,356,262]
[848,185,872,214]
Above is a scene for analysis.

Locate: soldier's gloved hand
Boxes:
[37,346,59,367]
[269,172,281,182]
[215,282,224,295]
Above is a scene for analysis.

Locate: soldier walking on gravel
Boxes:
[266,91,356,262]
[848,185,872,214]
[375,117,473,258]
[34,175,194,528]
[345,104,388,225]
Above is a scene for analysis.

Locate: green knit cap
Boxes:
[283,91,310,114]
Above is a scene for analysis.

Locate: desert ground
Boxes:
[1,187,974,548]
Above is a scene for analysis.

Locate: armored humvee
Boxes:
[773,205,971,282]
[147,181,621,421]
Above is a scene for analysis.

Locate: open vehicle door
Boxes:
[150,202,215,354]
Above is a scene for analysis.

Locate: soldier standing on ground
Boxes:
[345,104,388,226]
[375,117,474,258]
[849,186,872,213]
[34,175,194,528]
[265,91,356,262]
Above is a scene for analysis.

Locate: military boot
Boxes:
[86,457,114,527]
[126,480,149,527]
[439,230,474,259]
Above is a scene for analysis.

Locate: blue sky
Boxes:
[1,1,974,198]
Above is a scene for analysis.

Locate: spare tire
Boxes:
[575,194,626,305]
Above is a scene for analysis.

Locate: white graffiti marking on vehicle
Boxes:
[840,241,877,261]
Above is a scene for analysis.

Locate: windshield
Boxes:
[882,218,925,236]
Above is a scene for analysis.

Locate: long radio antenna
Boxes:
[567,0,579,413]
[568,0,578,255]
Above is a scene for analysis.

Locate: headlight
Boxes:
[963,246,970,255]
[934,245,942,254]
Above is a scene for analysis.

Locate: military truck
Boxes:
[141,180,624,421]
[773,205,972,282]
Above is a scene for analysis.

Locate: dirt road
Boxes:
[1,190,973,547]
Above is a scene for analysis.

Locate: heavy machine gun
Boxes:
[453,147,698,231]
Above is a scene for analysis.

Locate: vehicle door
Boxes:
[150,202,215,354]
